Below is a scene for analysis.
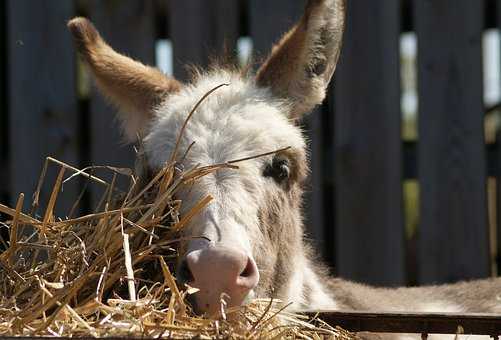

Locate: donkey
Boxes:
[68,0,501,338]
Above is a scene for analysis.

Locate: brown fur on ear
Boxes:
[68,17,182,141]
[256,0,346,119]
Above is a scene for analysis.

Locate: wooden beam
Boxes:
[306,311,501,336]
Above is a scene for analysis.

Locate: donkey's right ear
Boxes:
[68,17,182,142]
[256,0,345,120]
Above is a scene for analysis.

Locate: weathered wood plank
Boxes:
[496,0,501,279]
[415,0,489,284]
[249,0,305,60]
[303,108,327,258]
[333,0,404,286]
[169,0,240,81]
[407,142,499,180]
[305,311,501,336]
[497,137,501,274]
[0,168,9,204]
[0,0,7,203]
[85,0,155,207]
[7,1,79,215]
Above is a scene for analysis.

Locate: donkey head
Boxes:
[68,0,345,316]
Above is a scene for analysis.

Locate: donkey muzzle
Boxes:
[180,245,259,316]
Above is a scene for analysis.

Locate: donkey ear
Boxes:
[67,17,182,142]
[256,0,346,119]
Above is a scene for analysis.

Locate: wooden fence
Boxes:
[0,0,499,288]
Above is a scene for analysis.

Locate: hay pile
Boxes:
[0,155,354,339]
[0,157,354,339]
[0,87,354,338]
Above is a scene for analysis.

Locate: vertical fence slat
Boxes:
[496,0,501,278]
[303,107,327,257]
[497,131,501,275]
[7,1,79,214]
[169,0,240,81]
[496,1,501,276]
[248,0,329,255]
[415,0,489,283]
[87,0,155,206]
[333,0,404,286]
[0,0,7,204]
[249,0,305,59]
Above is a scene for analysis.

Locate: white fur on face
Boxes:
[143,71,306,256]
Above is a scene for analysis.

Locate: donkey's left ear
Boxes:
[256,0,346,119]
[68,17,182,142]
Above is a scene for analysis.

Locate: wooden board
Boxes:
[497,0,501,279]
[248,0,305,60]
[302,107,327,258]
[0,0,9,245]
[0,0,7,203]
[415,0,489,283]
[497,134,501,275]
[86,0,156,208]
[7,1,79,216]
[332,0,405,286]
[305,311,501,336]
[169,0,240,81]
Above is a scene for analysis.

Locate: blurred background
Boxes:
[0,0,499,288]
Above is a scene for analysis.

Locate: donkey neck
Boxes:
[284,249,339,311]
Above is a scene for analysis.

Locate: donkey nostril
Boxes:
[239,257,255,278]
[178,259,194,283]
[236,257,259,290]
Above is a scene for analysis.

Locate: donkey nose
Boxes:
[184,247,259,315]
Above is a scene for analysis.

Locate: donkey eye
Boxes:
[263,157,290,183]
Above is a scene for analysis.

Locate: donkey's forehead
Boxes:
[144,72,306,169]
